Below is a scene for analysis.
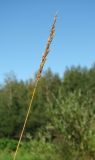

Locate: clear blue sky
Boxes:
[0,0,95,83]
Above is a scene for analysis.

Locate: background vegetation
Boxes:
[0,65,95,159]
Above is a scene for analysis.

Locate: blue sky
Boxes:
[0,0,95,83]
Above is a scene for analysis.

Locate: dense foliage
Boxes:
[0,66,95,159]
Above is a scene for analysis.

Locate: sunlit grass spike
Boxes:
[13,15,57,160]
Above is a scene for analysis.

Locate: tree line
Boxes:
[0,65,95,158]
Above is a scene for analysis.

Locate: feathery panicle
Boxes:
[36,15,57,80]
